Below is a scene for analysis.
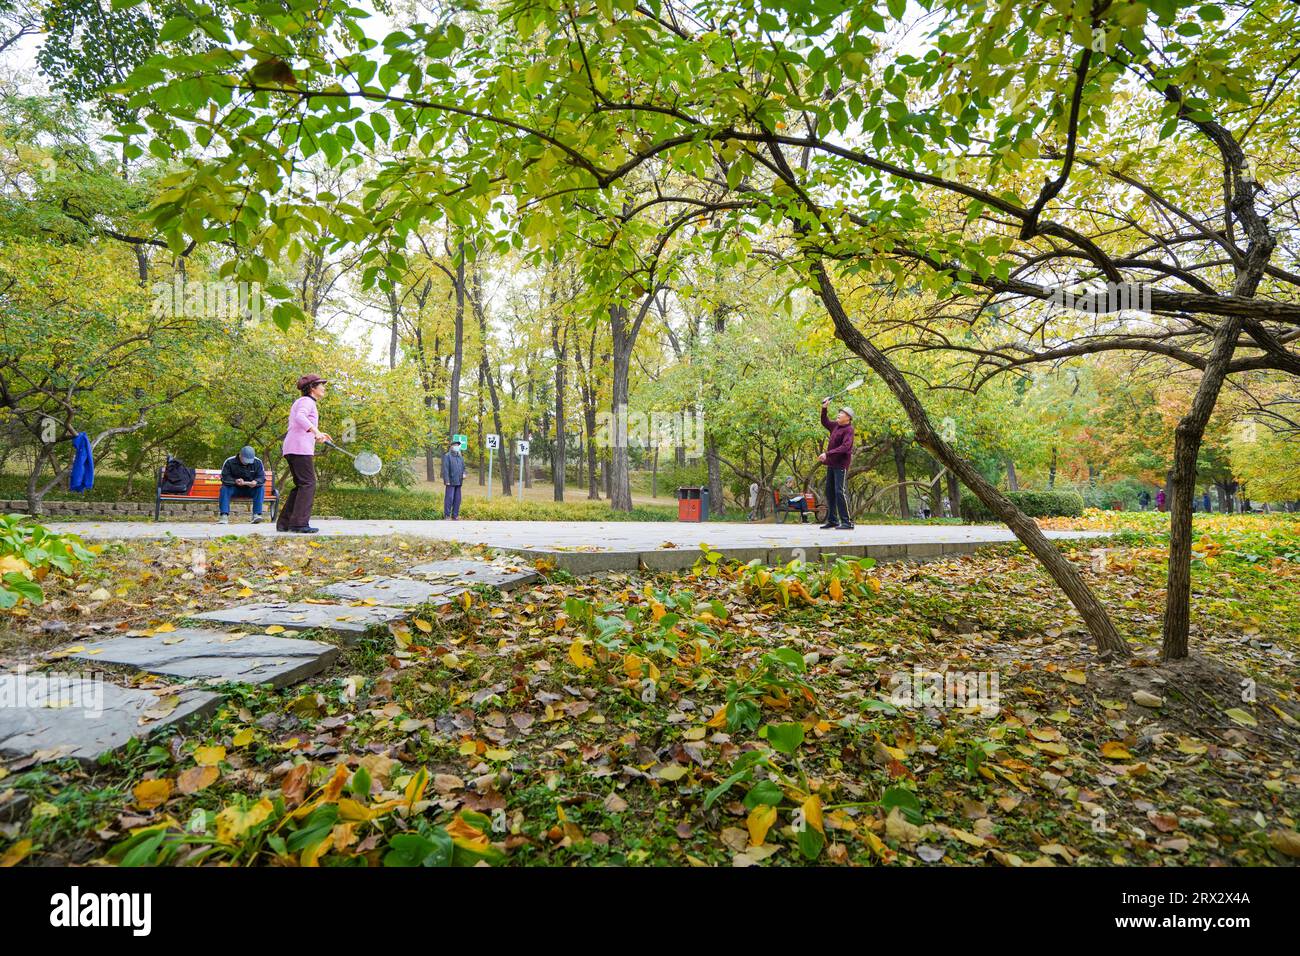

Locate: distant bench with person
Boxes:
[772,486,825,523]
[155,451,279,522]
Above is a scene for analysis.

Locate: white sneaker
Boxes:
[218,515,230,525]
[251,514,264,524]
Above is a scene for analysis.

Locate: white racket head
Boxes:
[353,452,383,476]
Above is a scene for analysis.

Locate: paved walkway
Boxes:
[57,519,1105,572]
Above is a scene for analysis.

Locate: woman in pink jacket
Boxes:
[277,373,332,533]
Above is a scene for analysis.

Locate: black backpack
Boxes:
[160,455,196,494]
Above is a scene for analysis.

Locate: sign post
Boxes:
[515,439,530,503]
[485,434,499,499]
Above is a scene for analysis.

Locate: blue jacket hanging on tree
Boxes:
[69,432,94,493]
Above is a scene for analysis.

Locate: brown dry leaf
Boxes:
[177,765,219,795]
[281,763,311,807]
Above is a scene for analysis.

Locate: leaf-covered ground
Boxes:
[2,514,1298,867]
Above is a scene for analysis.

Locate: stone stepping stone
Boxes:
[0,673,220,765]
[190,601,408,642]
[319,577,457,607]
[406,558,540,592]
[56,628,339,689]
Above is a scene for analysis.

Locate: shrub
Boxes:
[960,489,1085,522]
[0,513,94,607]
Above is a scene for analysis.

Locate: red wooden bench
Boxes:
[155,467,278,521]
[772,488,823,523]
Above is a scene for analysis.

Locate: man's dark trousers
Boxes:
[443,484,462,519]
[824,467,850,526]
[277,454,317,530]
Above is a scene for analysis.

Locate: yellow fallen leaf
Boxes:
[413,619,432,633]
[194,745,226,767]
[568,637,594,670]
[446,812,490,851]
[265,625,286,635]
[133,778,173,810]
[232,728,255,747]
[1270,829,1300,858]
[803,794,825,834]
[1101,742,1133,760]
[657,764,689,781]
[153,623,176,633]
[0,839,32,867]
[1224,707,1257,727]
[747,804,777,846]
[215,797,274,844]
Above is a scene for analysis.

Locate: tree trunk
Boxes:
[1162,318,1241,659]
[1048,447,1057,488]
[608,302,635,511]
[586,411,600,500]
[809,259,1129,659]
[552,315,567,502]
[448,244,466,440]
[947,469,961,520]
[893,440,910,518]
[1006,458,1020,493]
[477,365,486,485]
[706,436,724,515]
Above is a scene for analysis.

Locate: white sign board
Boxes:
[485,434,500,450]
[515,440,530,456]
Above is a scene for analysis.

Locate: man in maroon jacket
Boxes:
[819,400,855,529]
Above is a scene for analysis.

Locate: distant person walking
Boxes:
[1156,488,1166,512]
[441,438,465,520]
[1138,489,1151,511]
[277,374,331,534]
[818,399,855,530]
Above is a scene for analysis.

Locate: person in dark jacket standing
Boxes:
[819,400,855,530]
[218,446,266,525]
[441,438,466,520]
[277,374,331,534]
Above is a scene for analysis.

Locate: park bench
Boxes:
[155,467,278,521]
[772,488,824,523]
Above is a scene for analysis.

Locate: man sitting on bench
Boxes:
[219,446,266,525]
[781,477,812,522]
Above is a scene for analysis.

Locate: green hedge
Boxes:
[960,489,1085,522]
[315,487,678,522]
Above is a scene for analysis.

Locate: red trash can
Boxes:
[677,487,708,522]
